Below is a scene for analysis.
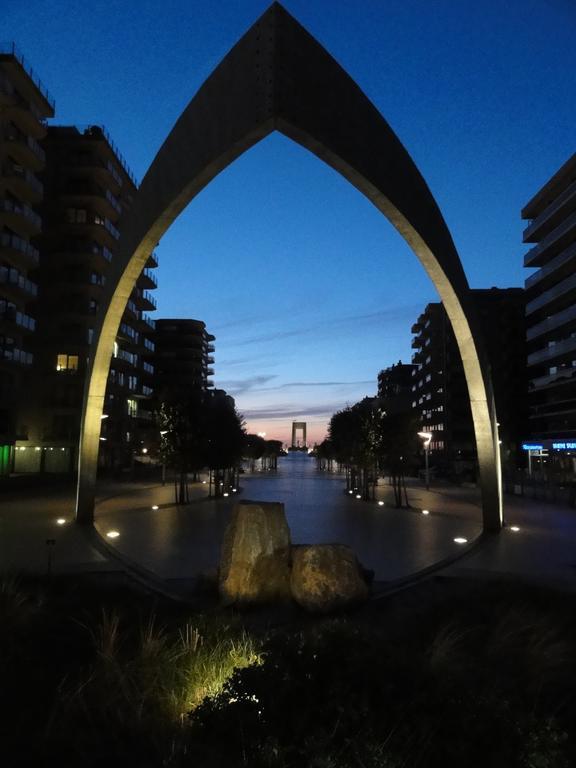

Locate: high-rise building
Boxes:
[411,289,526,476]
[377,360,416,415]
[523,152,576,442]
[0,44,54,474]
[16,125,158,472]
[154,318,215,399]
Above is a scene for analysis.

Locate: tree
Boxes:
[379,410,420,507]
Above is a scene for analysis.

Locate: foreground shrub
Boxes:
[185,600,575,767]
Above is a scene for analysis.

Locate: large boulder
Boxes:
[290,544,370,613]
[219,501,292,604]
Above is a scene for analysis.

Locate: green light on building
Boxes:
[0,445,12,476]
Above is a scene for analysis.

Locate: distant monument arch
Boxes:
[75,2,502,531]
[291,422,307,449]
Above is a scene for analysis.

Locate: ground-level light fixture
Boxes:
[152,505,159,510]
[378,501,384,506]
[232,488,237,492]
[160,430,168,436]
[422,509,430,515]
[453,537,468,544]
[348,490,353,494]
[56,518,66,525]
[142,447,148,454]
[106,530,120,539]
[202,480,207,484]
[223,492,229,497]
[99,437,107,441]
[510,526,520,532]
[355,494,362,499]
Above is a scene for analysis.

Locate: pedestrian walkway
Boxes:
[0,459,575,594]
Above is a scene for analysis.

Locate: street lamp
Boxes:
[418,431,432,490]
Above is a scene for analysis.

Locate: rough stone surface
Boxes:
[219,501,292,604]
[290,544,370,613]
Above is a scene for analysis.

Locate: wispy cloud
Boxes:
[241,402,351,420]
[223,303,421,347]
[219,374,278,395]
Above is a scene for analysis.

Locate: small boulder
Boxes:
[219,501,292,604]
[291,544,370,613]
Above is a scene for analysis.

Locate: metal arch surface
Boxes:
[75,2,502,530]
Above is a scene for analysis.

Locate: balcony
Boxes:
[132,289,156,311]
[527,304,576,342]
[0,197,41,233]
[526,271,576,316]
[0,232,39,267]
[3,162,43,202]
[523,178,576,243]
[527,336,576,367]
[147,251,159,268]
[524,210,576,268]
[137,267,157,289]
[0,307,36,332]
[138,313,155,332]
[4,126,46,169]
[529,368,576,392]
[0,345,33,365]
[61,183,122,221]
[0,266,37,298]
[0,43,56,112]
[206,343,215,354]
[525,241,576,292]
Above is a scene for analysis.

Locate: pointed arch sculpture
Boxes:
[76,3,502,531]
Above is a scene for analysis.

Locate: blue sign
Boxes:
[552,442,576,450]
[522,443,543,451]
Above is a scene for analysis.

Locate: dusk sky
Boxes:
[6,0,576,445]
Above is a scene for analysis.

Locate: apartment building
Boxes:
[377,360,416,415]
[154,318,215,400]
[0,44,54,474]
[16,124,158,472]
[523,152,576,443]
[411,289,526,477]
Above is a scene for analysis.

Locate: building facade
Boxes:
[411,288,526,478]
[523,152,576,442]
[154,318,215,400]
[15,125,158,473]
[0,44,54,474]
[377,360,416,415]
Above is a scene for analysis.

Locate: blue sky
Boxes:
[6,0,576,444]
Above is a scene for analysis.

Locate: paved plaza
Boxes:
[1,453,575,596]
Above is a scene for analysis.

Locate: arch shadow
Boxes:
[76,3,502,531]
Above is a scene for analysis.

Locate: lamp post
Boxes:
[418,431,432,490]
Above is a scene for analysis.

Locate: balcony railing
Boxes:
[0,266,37,296]
[3,162,43,196]
[0,197,41,229]
[4,126,46,164]
[140,313,155,331]
[527,336,576,367]
[0,307,36,331]
[0,42,56,110]
[523,178,576,242]
[524,210,576,267]
[527,303,576,342]
[0,232,39,264]
[525,241,576,291]
[526,270,576,316]
[0,344,33,365]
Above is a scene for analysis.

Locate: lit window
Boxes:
[126,398,138,417]
[56,354,79,372]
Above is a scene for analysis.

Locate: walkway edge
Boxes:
[370,531,489,600]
